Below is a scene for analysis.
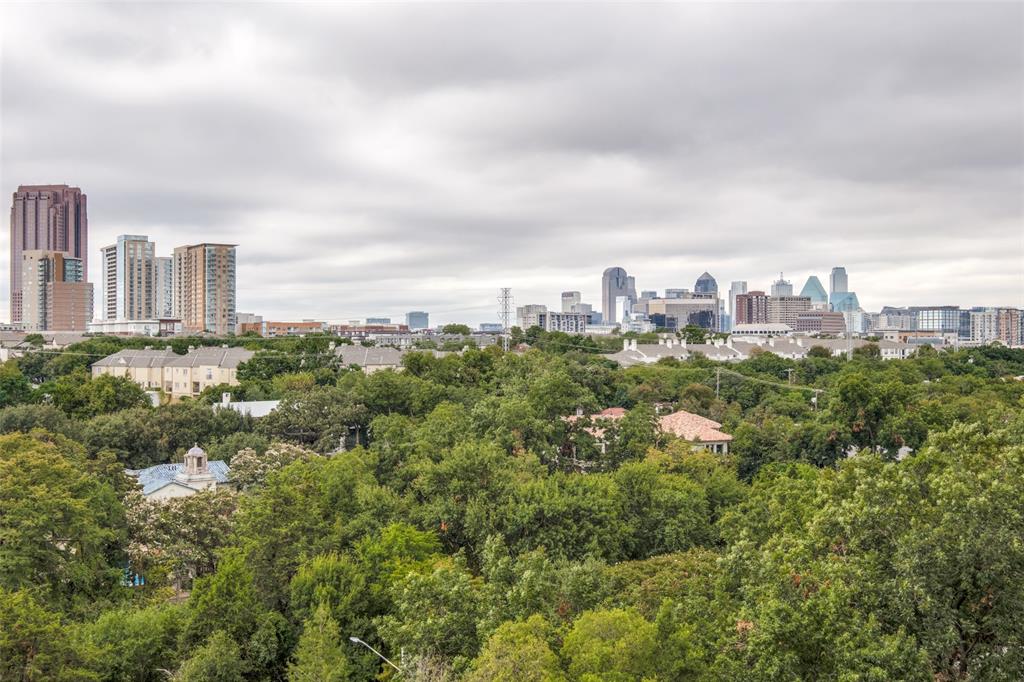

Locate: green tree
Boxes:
[288,603,351,682]
[0,360,33,408]
[0,431,124,612]
[377,557,484,665]
[80,602,186,682]
[0,588,89,681]
[466,615,566,682]
[681,325,709,344]
[43,371,150,419]
[175,630,245,682]
[561,608,659,681]
[184,550,264,646]
[441,323,472,335]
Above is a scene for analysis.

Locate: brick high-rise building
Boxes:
[173,243,237,335]
[9,185,88,323]
[734,291,770,325]
[20,250,93,331]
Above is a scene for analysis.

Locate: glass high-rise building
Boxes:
[830,267,849,296]
[694,272,718,296]
[601,267,632,323]
[799,276,828,308]
[406,311,429,329]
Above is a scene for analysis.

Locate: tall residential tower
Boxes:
[9,185,88,323]
[100,235,157,321]
[173,243,237,335]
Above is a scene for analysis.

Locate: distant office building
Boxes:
[479,322,504,333]
[626,276,637,302]
[100,235,157,321]
[154,256,173,318]
[830,291,861,312]
[366,317,391,325]
[516,304,548,329]
[640,290,658,300]
[799,276,828,309]
[769,296,812,326]
[601,267,633,323]
[173,243,237,335]
[876,306,915,330]
[647,298,718,331]
[20,250,92,331]
[664,288,689,299]
[561,291,581,313]
[770,274,793,298]
[236,312,263,335]
[728,281,747,331]
[793,310,846,335]
[694,272,718,296]
[537,311,587,334]
[406,311,429,330]
[734,291,770,325]
[911,306,961,334]
[571,302,593,316]
[263,321,326,337]
[9,185,88,323]
[830,267,849,296]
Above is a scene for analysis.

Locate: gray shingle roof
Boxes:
[165,347,254,369]
[91,349,178,369]
[126,461,230,495]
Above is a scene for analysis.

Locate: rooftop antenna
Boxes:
[498,287,513,352]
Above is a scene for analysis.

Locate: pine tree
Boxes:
[288,603,351,682]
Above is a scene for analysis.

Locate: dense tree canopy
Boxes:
[0,334,1022,679]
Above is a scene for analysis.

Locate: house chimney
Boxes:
[221,392,231,406]
[623,339,630,351]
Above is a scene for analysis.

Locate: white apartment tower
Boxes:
[100,235,156,321]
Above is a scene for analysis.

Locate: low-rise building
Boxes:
[536,311,587,334]
[127,445,230,502]
[87,318,183,336]
[92,346,254,400]
[792,311,846,335]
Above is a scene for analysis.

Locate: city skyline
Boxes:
[1,3,1021,325]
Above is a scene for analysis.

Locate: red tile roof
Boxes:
[658,410,733,443]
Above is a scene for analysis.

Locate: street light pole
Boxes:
[349,637,403,674]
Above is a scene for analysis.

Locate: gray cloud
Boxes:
[1,2,1021,325]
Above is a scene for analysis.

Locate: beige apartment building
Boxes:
[20,250,93,331]
[92,346,254,400]
[173,243,237,335]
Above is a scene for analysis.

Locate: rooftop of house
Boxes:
[92,348,179,369]
[93,346,255,370]
[126,460,230,496]
[165,346,254,369]
[658,409,733,443]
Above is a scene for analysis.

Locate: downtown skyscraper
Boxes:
[9,185,88,323]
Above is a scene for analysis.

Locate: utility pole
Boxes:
[785,368,794,384]
[498,287,513,353]
[715,367,721,398]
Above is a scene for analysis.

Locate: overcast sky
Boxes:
[1,2,1021,325]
